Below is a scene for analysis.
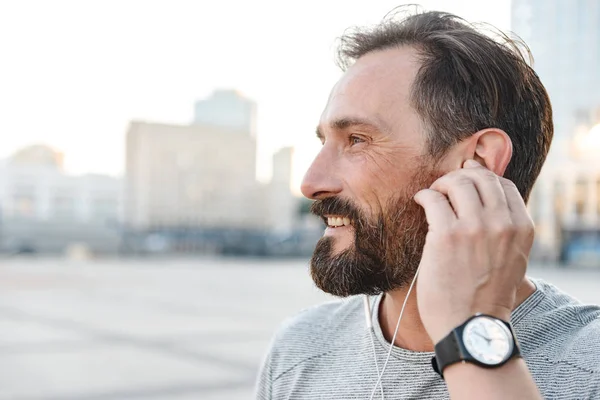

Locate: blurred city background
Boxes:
[0,0,599,399]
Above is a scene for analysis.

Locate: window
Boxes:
[92,198,117,222]
[12,196,35,217]
[528,186,540,224]
[596,178,600,215]
[52,194,75,220]
[553,179,565,217]
[11,184,36,218]
[575,178,587,218]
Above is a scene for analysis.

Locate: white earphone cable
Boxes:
[364,296,385,399]
[368,264,422,400]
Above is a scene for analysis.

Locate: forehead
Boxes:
[321,46,422,132]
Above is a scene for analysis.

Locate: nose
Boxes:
[300,147,343,200]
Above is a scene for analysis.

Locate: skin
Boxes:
[301,46,541,399]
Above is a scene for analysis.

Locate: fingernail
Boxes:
[465,159,480,167]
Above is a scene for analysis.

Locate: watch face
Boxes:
[462,316,513,365]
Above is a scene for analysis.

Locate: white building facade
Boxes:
[123,91,317,255]
[0,145,122,254]
[528,125,600,264]
[125,120,266,232]
[512,0,600,161]
[512,0,600,265]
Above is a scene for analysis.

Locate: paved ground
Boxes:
[0,257,598,400]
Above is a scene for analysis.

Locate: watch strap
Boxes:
[431,314,521,378]
[432,326,471,377]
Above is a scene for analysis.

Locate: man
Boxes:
[256,7,600,400]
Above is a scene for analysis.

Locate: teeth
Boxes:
[327,216,352,227]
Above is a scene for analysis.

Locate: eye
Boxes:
[350,135,366,146]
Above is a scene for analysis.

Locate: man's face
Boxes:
[301,47,446,297]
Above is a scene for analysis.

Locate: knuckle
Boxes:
[438,173,470,185]
[479,169,498,182]
[454,175,475,187]
[499,177,518,190]
[492,221,517,237]
[438,223,460,240]
[431,175,451,190]
[439,230,458,245]
[517,218,535,234]
[458,221,484,238]
[466,225,484,238]
[426,190,446,202]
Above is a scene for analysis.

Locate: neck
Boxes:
[378,277,537,352]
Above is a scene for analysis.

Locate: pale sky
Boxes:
[0,0,510,191]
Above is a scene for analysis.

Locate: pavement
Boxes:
[0,256,598,400]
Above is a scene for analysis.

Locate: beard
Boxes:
[309,163,443,297]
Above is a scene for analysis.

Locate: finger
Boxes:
[499,177,532,224]
[414,189,457,230]
[462,160,509,212]
[429,174,482,219]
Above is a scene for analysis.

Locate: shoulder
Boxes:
[520,278,600,357]
[523,278,600,330]
[272,295,365,356]
[263,296,365,380]
[562,314,600,370]
[547,317,600,397]
[518,278,600,395]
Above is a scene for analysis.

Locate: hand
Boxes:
[413,159,534,344]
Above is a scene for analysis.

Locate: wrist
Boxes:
[427,307,512,345]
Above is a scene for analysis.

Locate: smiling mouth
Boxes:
[324,215,353,228]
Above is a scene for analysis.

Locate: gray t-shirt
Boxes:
[256,278,600,399]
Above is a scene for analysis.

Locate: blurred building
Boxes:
[125,120,265,232]
[193,89,257,137]
[512,1,600,265]
[124,90,310,255]
[265,147,324,257]
[512,0,600,161]
[10,144,65,170]
[267,147,296,234]
[528,124,600,265]
[0,145,122,254]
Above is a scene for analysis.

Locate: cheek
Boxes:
[365,150,418,191]
[342,151,416,210]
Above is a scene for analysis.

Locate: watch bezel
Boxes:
[432,313,521,378]
[462,315,514,365]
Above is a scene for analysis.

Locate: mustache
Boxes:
[310,197,362,223]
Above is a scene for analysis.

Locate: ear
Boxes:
[469,128,513,176]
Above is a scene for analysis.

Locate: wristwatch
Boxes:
[431,313,521,378]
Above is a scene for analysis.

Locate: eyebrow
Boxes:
[315,117,387,140]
